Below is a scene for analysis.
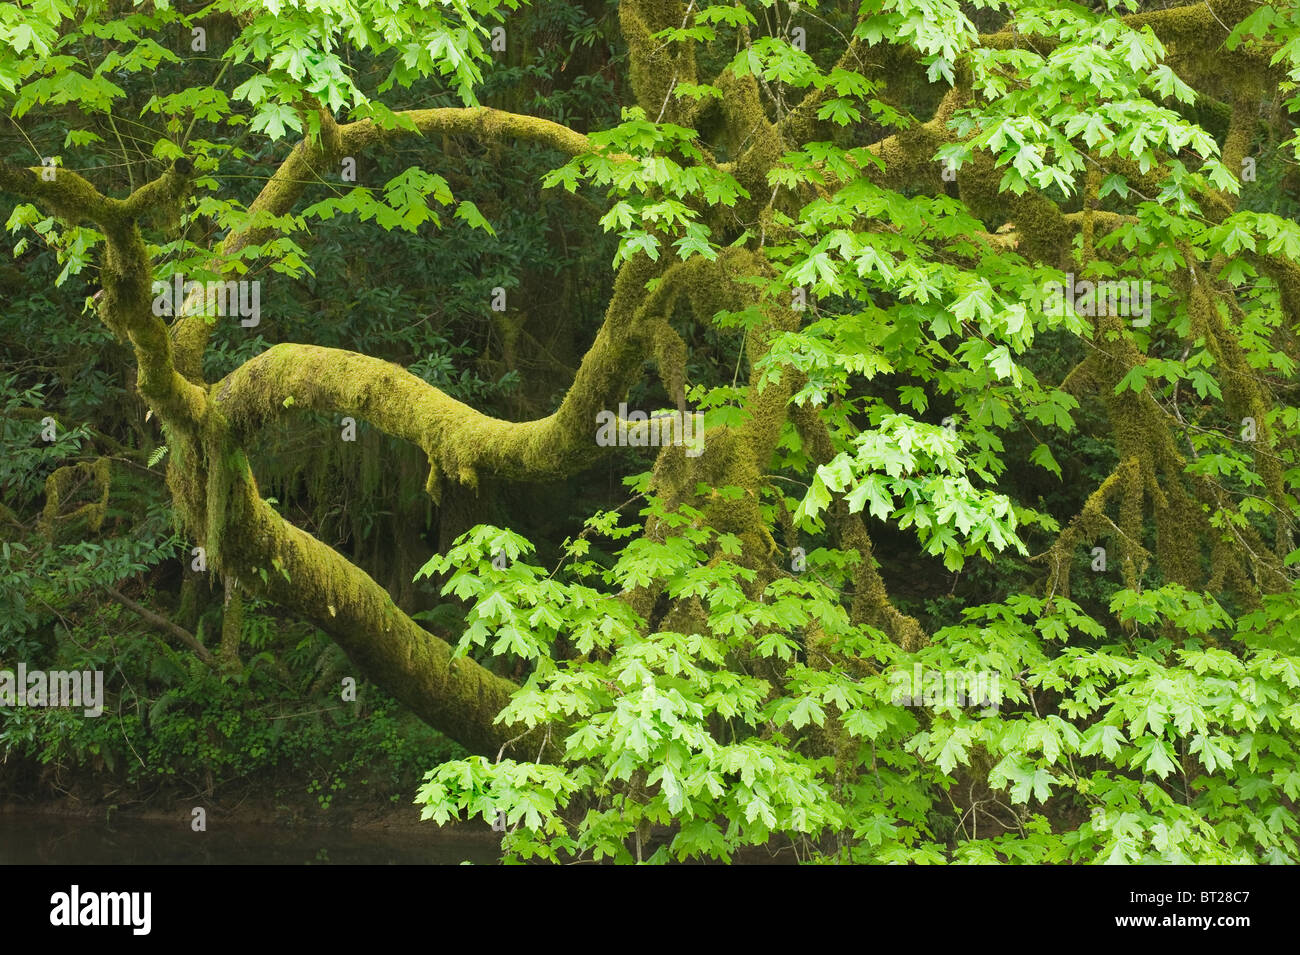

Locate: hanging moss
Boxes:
[789,403,928,651]
[1182,271,1292,567]
[648,318,688,412]
[39,457,112,539]
[1041,458,1135,602]
[200,406,251,575]
[1154,476,1204,589]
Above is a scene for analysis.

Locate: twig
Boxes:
[104,585,214,664]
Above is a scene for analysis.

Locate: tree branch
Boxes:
[210,251,727,491]
[104,585,215,665]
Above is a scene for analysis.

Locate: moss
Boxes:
[1050,248,1294,609]
[1188,275,1291,564]
[1081,166,1100,266]
[219,487,529,757]
[790,402,928,651]
[1007,191,1073,269]
[618,0,697,117]
[0,160,115,228]
[956,150,1008,229]
[1154,477,1203,589]
[219,578,243,669]
[39,457,111,539]
[1220,86,1261,183]
[491,310,526,373]
[980,0,1273,94]
[648,318,688,411]
[165,430,208,554]
[176,572,204,630]
[201,408,246,574]
[1042,458,1136,601]
[1059,354,1099,398]
[213,254,671,495]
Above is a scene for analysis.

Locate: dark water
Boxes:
[0,814,502,865]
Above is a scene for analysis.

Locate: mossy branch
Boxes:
[220,472,526,757]
[619,0,699,119]
[0,159,112,225]
[980,0,1277,88]
[170,106,596,379]
[791,400,928,651]
[1038,457,1138,601]
[211,253,702,492]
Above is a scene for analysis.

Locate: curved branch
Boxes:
[211,251,733,490]
[220,476,524,757]
[338,106,593,159]
[170,106,597,378]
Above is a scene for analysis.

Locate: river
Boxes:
[0,813,502,864]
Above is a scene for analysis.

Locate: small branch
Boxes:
[104,585,215,665]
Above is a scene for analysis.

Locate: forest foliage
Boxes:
[2,0,1300,863]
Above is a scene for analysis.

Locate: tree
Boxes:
[3,0,1299,863]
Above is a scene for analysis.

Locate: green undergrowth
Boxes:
[0,596,462,811]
